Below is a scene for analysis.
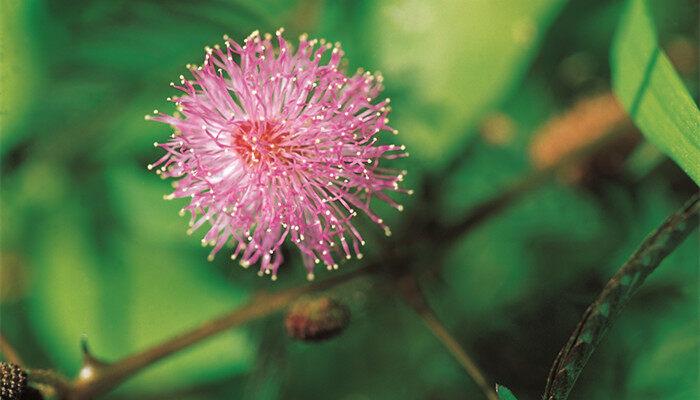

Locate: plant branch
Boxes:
[440,128,624,242]
[0,340,71,400]
[397,274,498,400]
[0,334,25,367]
[38,122,626,399]
[28,369,72,398]
[543,194,699,400]
[64,265,375,400]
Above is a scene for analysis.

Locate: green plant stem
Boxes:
[64,265,375,400]
[397,275,498,400]
[543,194,699,400]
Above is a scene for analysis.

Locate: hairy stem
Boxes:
[543,194,699,400]
[0,334,25,367]
[65,265,374,400]
[37,124,620,399]
[398,275,498,400]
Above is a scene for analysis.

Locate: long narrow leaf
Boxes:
[611,0,700,183]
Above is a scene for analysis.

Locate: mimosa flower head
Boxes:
[148,29,409,280]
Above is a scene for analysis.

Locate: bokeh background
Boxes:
[1,0,698,399]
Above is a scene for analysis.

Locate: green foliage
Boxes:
[544,194,698,400]
[0,0,698,399]
[627,322,699,400]
[497,384,519,400]
[576,184,700,400]
[443,183,606,317]
[611,0,700,184]
[28,198,254,394]
[0,1,42,156]
[321,0,566,164]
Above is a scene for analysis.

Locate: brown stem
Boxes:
[28,369,72,398]
[441,128,624,242]
[38,122,624,399]
[65,265,374,400]
[543,194,699,400]
[0,334,25,367]
[397,275,498,400]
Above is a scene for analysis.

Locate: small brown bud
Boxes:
[285,297,350,342]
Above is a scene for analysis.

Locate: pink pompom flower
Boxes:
[147,29,409,280]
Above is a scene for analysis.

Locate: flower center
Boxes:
[231,121,293,166]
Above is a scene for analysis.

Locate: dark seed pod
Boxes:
[285,297,350,342]
[1,362,27,400]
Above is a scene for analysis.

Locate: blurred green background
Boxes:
[1,0,698,399]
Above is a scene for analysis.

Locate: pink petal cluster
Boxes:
[148,29,409,280]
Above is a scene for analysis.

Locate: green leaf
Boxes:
[367,0,566,163]
[27,200,254,394]
[443,183,606,318]
[626,314,699,400]
[497,384,518,400]
[0,0,44,156]
[611,0,700,184]
[105,166,194,248]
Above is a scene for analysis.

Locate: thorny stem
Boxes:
[397,274,498,400]
[34,125,622,399]
[63,266,374,400]
[28,369,73,398]
[2,335,72,396]
[543,194,699,400]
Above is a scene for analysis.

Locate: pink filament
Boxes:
[149,30,408,279]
